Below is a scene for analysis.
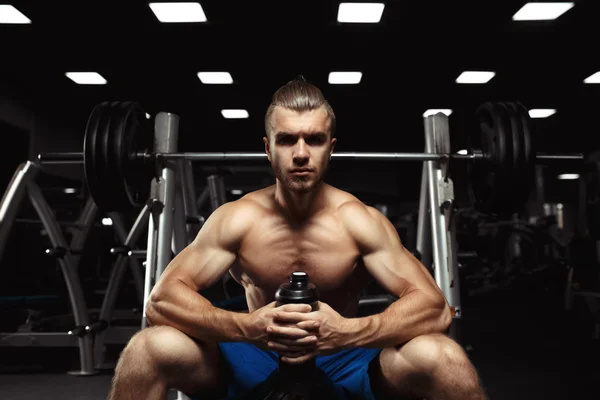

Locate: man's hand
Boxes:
[243,301,320,357]
[268,301,348,365]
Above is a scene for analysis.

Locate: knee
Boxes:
[120,326,200,374]
[392,333,470,376]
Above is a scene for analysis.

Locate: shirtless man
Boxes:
[108,77,488,400]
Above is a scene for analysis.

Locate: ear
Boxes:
[263,137,272,162]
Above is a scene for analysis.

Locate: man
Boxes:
[108,77,488,400]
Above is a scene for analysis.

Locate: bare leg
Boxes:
[369,333,488,400]
[107,326,228,400]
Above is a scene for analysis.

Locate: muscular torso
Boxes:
[228,185,372,317]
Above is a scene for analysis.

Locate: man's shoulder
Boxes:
[331,190,388,244]
[332,190,380,220]
[235,186,274,211]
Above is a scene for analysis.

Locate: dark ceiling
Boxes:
[2,1,599,185]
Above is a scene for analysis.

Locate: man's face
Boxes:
[264,106,336,194]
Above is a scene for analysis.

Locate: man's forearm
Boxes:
[146,280,248,343]
[342,290,452,349]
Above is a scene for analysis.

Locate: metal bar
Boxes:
[180,159,202,240]
[154,152,446,161]
[141,181,159,330]
[37,150,584,163]
[0,161,40,264]
[416,161,432,271]
[27,182,96,375]
[172,169,188,255]
[94,205,150,369]
[536,153,584,161]
[37,150,586,164]
[424,114,462,341]
[37,152,83,163]
[154,112,179,280]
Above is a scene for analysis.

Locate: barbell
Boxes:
[37,100,585,215]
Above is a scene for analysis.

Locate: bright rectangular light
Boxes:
[557,173,579,180]
[149,2,207,23]
[328,71,362,84]
[512,2,574,21]
[198,72,233,84]
[529,109,556,118]
[0,5,31,24]
[455,71,496,84]
[221,109,249,119]
[584,71,600,83]
[337,2,385,23]
[65,72,107,85]
[423,109,453,118]
[231,189,243,195]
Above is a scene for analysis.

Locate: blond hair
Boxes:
[265,75,336,139]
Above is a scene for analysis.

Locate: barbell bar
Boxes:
[37,150,584,163]
[35,100,588,214]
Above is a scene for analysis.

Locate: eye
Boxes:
[307,136,325,145]
[277,136,295,144]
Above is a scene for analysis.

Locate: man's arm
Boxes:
[145,200,254,343]
[339,202,452,349]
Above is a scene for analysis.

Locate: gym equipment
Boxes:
[91,159,206,370]
[38,101,583,216]
[29,100,586,397]
[0,162,99,375]
[467,101,536,215]
[83,101,154,212]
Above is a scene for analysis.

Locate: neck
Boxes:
[274,182,327,225]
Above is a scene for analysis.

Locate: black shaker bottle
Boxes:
[273,271,320,396]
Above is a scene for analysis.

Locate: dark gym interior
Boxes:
[1,1,600,399]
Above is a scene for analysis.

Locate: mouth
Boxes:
[290,169,312,175]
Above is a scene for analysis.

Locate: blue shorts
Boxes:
[190,342,382,400]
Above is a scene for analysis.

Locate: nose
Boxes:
[293,140,309,165]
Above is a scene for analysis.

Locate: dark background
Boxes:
[1,1,599,399]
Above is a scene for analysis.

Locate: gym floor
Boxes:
[1,279,598,400]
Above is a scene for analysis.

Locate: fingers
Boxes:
[268,335,317,348]
[276,304,312,313]
[278,349,309,358]
[267,325,312,339]
[295,320,320,330]
[273,311,315,323]
[281,351,318,365]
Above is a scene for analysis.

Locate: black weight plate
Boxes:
[100,102,123,210]
[468,102,511,214]
[503,102,531,213]
[103,101,131,211]
[498,102,521,173]
[94,105,119,210]
[514,102,536,195]
[84,102,113,210]
[83,103,103,201]
[118,102,154,209]
[490,103,518,215]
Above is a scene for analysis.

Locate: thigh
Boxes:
[190,342,280,400]
[316,348,382,400]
